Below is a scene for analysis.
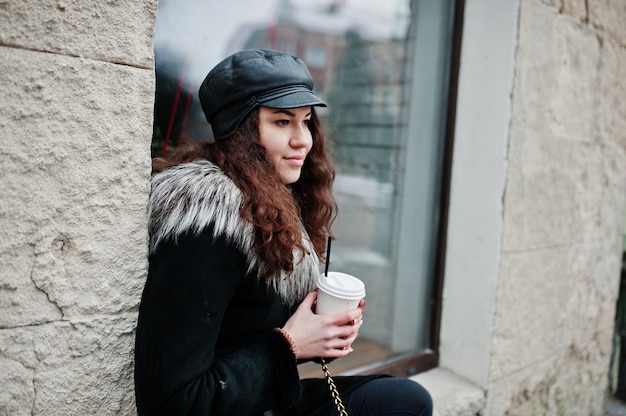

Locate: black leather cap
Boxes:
[199,49,326,140]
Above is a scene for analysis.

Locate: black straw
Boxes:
[324,236,332,277]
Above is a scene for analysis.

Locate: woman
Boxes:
[134,49,432,416]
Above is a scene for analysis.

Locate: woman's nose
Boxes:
[290,125,311,148]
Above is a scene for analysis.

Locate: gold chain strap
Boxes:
[320,358,349,416]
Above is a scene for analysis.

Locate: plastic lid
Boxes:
[317,272,366,300]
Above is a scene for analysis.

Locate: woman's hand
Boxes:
[281,291,364,360]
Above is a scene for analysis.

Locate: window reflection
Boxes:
[152,0,452,375]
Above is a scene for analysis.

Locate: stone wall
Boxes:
[487,0,626,414]
[0,1,156,414]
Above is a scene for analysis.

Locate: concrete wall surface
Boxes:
[437,0,625,414]
[0,1,156,415]
[488,0,626,414]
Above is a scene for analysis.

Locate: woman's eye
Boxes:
[303,119,311,127]
[276,119,289,126]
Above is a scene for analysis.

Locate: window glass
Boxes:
[152,0,456,375]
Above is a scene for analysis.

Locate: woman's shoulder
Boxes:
[148,159,252,253]
[151,159,231,191]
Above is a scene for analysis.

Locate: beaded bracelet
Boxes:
[275,328,298,359]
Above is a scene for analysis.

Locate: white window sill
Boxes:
[410,368,485,416]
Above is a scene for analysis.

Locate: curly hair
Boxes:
[152,108,337,280]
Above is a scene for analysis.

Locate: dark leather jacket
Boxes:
[134,161,378,415]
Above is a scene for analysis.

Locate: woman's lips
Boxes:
[284,156,305,166]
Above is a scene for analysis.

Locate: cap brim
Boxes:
[258,87,326,109]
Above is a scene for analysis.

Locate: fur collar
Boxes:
[149,160,319,306]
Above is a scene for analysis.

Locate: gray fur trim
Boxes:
[149,160,319,306]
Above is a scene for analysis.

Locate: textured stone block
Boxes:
[589,0,626,44]
[595,37,626,149]
[0,318,137,415]
[0,0,154,414]
[0,244,63,328]
[513,0,601,141]
[492,242,620,382]
[492,248,574,379]
[0,0,156,68]
[503,127,625,252]
[0,47,152,320]
[487,331,611,416]
[538,0,588,22]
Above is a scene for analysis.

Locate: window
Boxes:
[152,0,463,377]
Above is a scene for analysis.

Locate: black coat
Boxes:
[134,161,380,415]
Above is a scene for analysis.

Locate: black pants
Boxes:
[329,377,432,416]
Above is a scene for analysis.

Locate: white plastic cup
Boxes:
[315,271,366,315]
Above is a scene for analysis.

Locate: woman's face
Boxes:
[258,106,313,184]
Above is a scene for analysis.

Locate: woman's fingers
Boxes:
[321,327,362,357]
[283,291,365,359]
[326,320,362,351]
[297,290,318,311]
[326,308,363,326]
[337,318,363,337]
